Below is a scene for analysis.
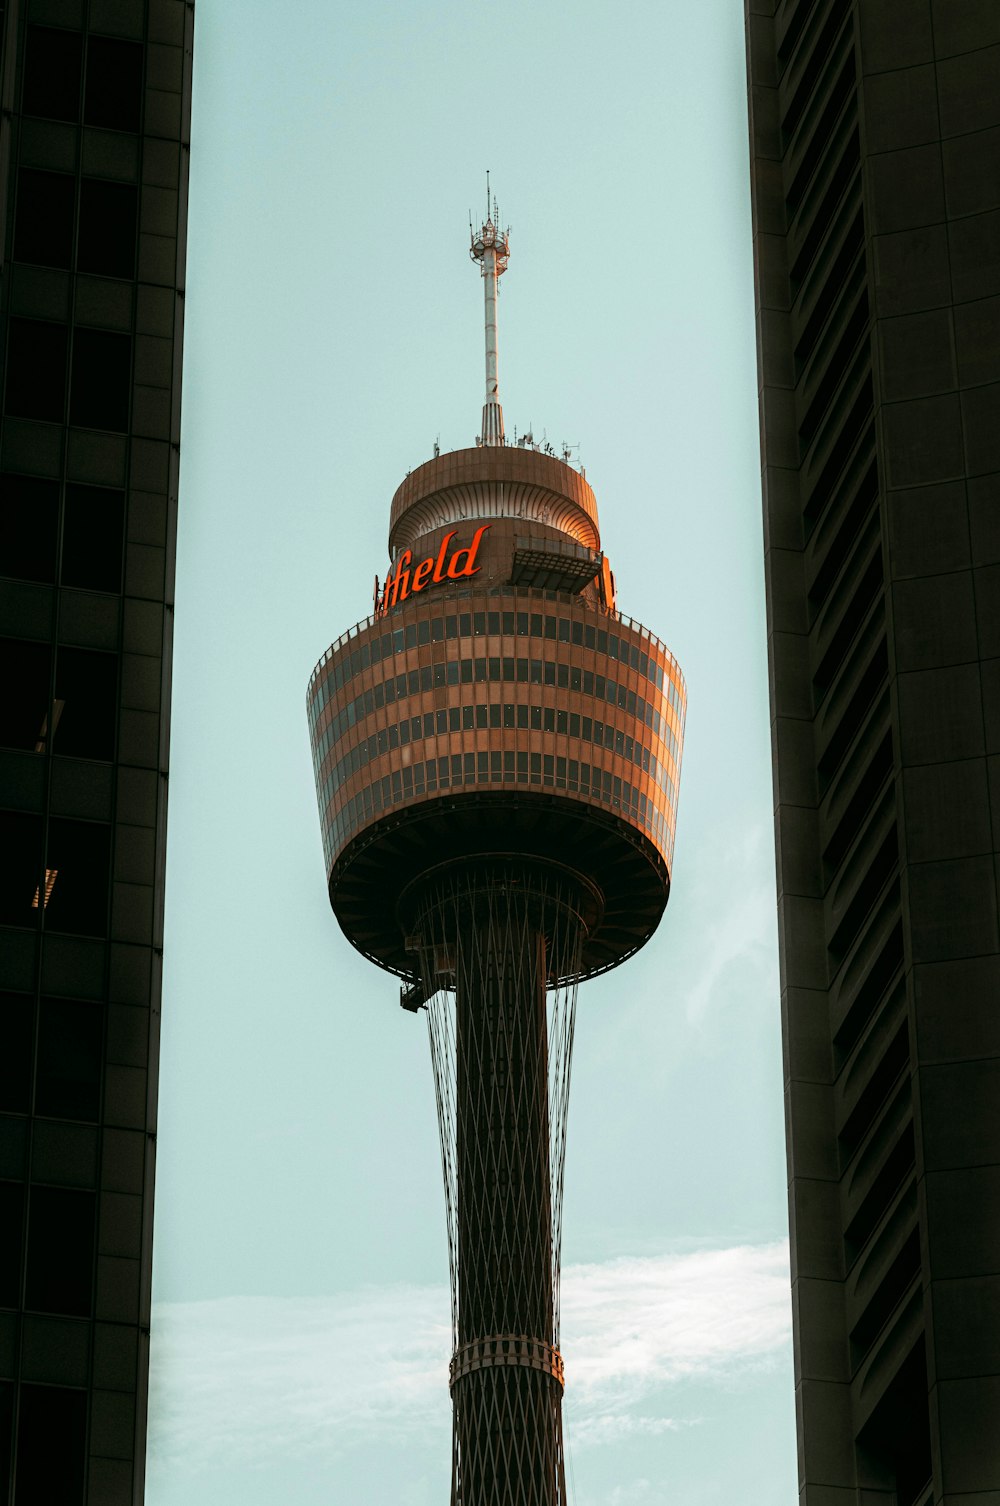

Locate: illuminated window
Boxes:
[30,869,58,910]
[34,699,65,753]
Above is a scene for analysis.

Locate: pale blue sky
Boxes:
[148,2,796,1502]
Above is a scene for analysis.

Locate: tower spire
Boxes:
[470,174,510,446]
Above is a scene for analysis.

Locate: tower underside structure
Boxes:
[308,223,685,1502]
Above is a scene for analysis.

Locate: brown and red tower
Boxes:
[307,199,686,1504]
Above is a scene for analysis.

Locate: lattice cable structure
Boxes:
[409,863,585,1503]
[307,204,686,1503]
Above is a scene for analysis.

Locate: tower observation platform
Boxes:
[307,197,686,1504]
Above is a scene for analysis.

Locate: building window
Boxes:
[77,179,138,279]
[35,998,103,1121]
[0,994,34,1116]
[43,818,111,936]
[0,1383,12,1497]
[0,639,53,752]
[0,1183,25,1307]
[62,483,125,592]
[0,475,59,583]
[53,647,118,761]
[22,25,83,122]
[13,169,75,269]
[25,1188,96,1317]
[0,813,43,927]
[5,319,68,423]
[15,1385,87,1505]
[85,36,143,131]
[69,329,131,431]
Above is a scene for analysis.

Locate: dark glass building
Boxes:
[745,3,999,1502]
[0,2,192,1501]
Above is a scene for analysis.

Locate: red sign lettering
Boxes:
[375,525,489,617]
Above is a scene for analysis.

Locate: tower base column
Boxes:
[451,1364,566,1506]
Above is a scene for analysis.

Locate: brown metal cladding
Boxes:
[388,446,602,553]
[307,582,685,984]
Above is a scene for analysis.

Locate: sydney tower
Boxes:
[307,198,685,1504]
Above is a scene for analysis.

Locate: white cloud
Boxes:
[561,1242,790,1452]
[149,1241,790,1473]
[564,1241,790,1393]
[570,1413,700,1448]
[149,1283,451,1470]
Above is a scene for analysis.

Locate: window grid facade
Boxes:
[0,2,192,1501]
[746,2,1000,1502]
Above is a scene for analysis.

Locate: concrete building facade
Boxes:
[744,2,1000,1502]
[0,2,193,1500]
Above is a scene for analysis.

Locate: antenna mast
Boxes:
[469,174,510,446]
